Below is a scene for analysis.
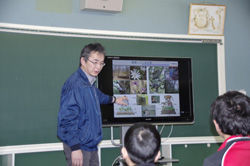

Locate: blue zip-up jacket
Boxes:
[57,68,112,151]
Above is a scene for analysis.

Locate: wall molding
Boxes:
[0,136,223,155]
[0,22,222,43]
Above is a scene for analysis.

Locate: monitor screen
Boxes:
[98,56,194,126]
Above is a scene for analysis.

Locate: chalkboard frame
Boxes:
[0,25,225,146]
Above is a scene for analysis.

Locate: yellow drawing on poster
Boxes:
[189,4,226,35]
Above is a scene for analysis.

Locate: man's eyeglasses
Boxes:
[87,58,106,67]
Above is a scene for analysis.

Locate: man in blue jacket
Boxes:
[57,43,127,166]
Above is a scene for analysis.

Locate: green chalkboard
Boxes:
[0,31,218,147]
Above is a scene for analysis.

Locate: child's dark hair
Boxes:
[124,123,161,164]
[211,91,250,136]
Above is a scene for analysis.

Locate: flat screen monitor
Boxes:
[98,56,194,126]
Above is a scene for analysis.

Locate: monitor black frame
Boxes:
[98,56,194,126]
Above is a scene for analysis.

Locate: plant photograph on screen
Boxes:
[113,60,179,118]
[98,56,193,126]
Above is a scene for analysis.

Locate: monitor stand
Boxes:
[120,125,130,146]
[110,125,131,147]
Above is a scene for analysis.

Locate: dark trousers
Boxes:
[63,143,99,166]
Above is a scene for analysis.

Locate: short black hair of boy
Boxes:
[211,91,250,136]
[124,122,161,164]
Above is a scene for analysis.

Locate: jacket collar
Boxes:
[77,67,96,86]
[218,135,250,151]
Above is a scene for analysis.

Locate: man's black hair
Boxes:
[79,43,105,67]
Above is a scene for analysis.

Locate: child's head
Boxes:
[211,91,250,137]
[122,123,161,165]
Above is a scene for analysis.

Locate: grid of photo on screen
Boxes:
[112,60,180,118]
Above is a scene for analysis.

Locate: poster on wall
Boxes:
[188,3,226,36]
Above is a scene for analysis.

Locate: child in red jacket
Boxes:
[203,91,250,166]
